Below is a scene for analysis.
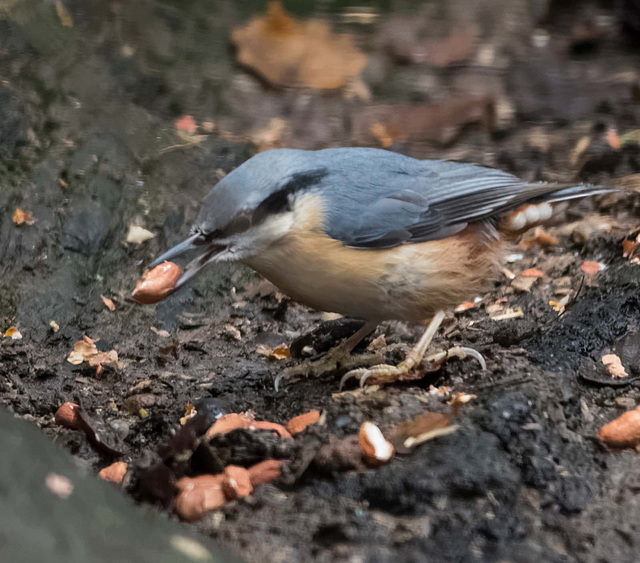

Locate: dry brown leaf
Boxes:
[231,2,367,89]
[101,295,115,311]
[55,0,73,28]
[256,343,290,360]
[602,354,628,378]
[353,96,494,146]
[12,208,36,226]
[519,226,559,249]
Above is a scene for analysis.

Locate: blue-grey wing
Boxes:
[319,152,572,248]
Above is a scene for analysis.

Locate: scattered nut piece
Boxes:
[126,225,155,244]
[358,422,394,466]
[132,262,183,304]
[4,327,22,340]
[98,461,128,484]
[602,353,628,378]
[175,475,226,522]
[247,459,282,485]
[205,413,256,440]
[286,410,320,436]
[597,406,640,448]
[222,466,253,499]
[55,402,83,430]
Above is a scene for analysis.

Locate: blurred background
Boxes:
[2,1,640,562]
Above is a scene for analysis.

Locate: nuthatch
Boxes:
[150,148,611,388]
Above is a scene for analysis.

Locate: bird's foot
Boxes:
[274,347,383,391]
[339,346,486,390]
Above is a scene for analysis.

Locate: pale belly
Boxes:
[243,229,503,323]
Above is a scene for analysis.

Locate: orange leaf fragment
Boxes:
[521,268,544,278]
[12,208,36,225]
[175,115,197,134]
[101,295,115,311]
[580,260,602,275]
[286,410,320,436]
[231,1,367,89]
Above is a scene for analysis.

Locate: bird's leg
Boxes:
[339,311,486,389]
[275,322,380,391]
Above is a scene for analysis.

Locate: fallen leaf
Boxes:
[45,473,73,498]
[12,208,36,225]
[101,295,115,311]
[55,0,73,28]
[602,354,628,378]
[353,96,494,146]
[175,115,197,134]
[126,225,155,244]
[549,294,571,314]
[256,343,290,360]
[4,327,22,340]
[519,226,559,249]
[231,2,367,89]
[580,261,602,275]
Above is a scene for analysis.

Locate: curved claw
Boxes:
[339,367,367,391]
[447,346,487,370]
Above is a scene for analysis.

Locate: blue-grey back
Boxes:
[195,148,598,248]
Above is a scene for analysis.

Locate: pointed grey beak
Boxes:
[148,233,203,268]
[148,233,225,292]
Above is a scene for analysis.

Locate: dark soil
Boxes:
[2,1,640,562]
